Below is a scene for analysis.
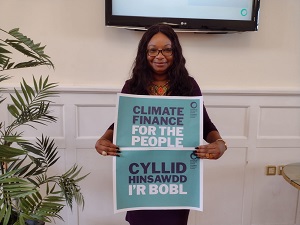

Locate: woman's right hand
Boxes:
[95,130,120,157]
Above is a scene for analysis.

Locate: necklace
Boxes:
[148,81,169,96]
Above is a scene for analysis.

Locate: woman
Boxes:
[95,24,227,225]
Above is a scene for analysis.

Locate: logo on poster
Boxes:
[190,101,198,118]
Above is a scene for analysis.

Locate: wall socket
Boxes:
[266,165,276,175]
[265,165,285,175]
[277,165,285,175]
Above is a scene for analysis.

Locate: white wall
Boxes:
[1,89,299,225]
[0,0,299,91]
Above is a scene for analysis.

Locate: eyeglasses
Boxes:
[147,48,173,57]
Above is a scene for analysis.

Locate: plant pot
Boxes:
[25,220,45,225]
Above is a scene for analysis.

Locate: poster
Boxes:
[113,93,203,213]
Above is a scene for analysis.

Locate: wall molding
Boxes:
[2,86,300,96]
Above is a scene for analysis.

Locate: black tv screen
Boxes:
[105,0,260,33]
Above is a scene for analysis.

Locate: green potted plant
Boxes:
[0,28,88,225]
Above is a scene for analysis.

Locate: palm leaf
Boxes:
[9,136,60,179]
[1,28,88,224]
[0,44,11,71]
[0,144,26,160]
[18,184,64,223]
[59,165,89,209]
[2,135,27,143]
[0,28,54,70]
[37,136,59,168]
[21,142,43,157]
[20,136,60,176]
[7,104,20,118]
[3,204,11,225]
[0,74,11,82]
[0,171,37,225]
[0,198,7,222]
[0,98,6,104]
[10,90,25,111]
[0,43,11,54]
[0,172,36,198]
[7,156,27,172]
[0,75,11,104]
[7,76,58,130]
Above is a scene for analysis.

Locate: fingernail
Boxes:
[116,147,120,150]
[193,150,198,153]
[195,147,199,149]
[117,150,121,153]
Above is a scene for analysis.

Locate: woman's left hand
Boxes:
[193,140,227,160]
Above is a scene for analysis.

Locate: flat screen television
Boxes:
[105,0,260,33]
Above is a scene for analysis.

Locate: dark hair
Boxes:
[129,24,194,96]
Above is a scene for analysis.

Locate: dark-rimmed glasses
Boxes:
[147,48,173,57]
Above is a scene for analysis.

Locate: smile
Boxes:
[153,62,167,66]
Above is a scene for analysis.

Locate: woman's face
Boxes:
[146,32,174,77]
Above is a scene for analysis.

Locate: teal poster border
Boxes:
[113,94,203,213]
